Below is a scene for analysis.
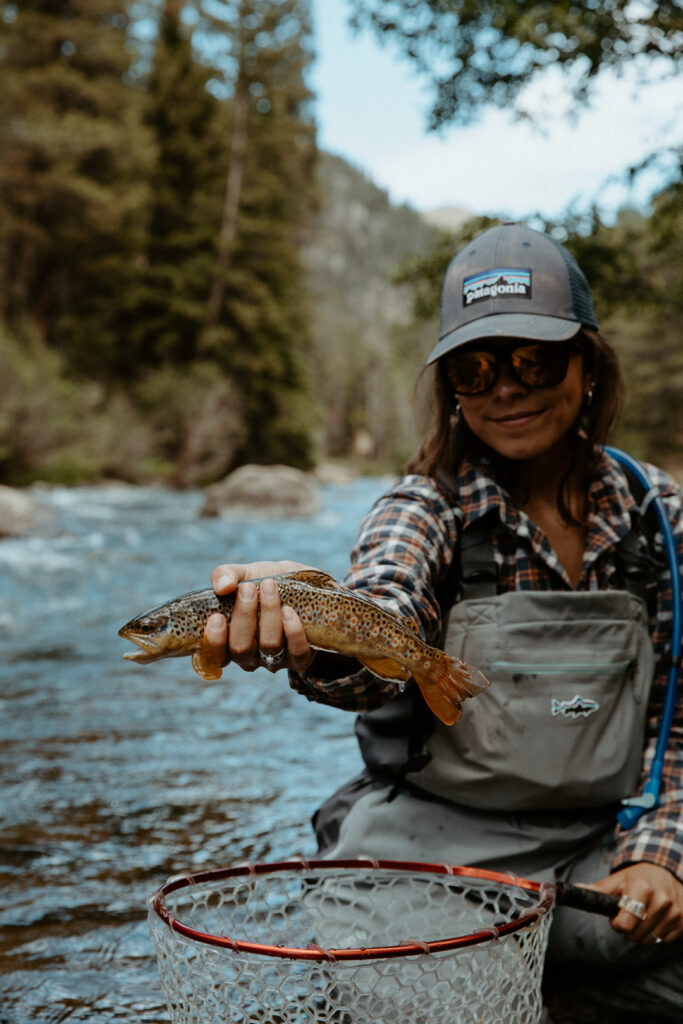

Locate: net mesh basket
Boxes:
[148,858,554,1024]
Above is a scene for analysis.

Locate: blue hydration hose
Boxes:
[605,447,682,829]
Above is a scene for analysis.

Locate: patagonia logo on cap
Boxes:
[463,268,531,306]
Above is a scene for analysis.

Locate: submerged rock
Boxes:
[0,485,51,538]
[200,464,320,518]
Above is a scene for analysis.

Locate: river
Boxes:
[0,477,390,1023]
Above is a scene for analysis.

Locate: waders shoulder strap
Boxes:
[605,447,683,829]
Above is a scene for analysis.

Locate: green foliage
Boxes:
[131,361,245,485]
[0,325,147,483]
[349,1,683,129]
[1,0,681,486]
[0,325,244,484]
[0,0,321,480]
[0,1,153,372]
[123,0,224,372]
[195,0,318,469]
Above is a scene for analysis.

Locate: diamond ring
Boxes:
[259,648,286,669]
[618,895,647,920]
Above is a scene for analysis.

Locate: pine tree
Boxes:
[127,0,223,368]
[198,0,318,469]
[0,1,152,374]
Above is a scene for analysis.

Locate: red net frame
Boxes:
[150,856,555,961]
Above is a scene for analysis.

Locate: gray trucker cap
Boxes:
[427,222,599,364]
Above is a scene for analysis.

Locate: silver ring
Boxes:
[654,936,663,945]
[259,647,285,669]
[618,895,647,920]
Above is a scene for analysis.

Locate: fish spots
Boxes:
[121,572,490,725]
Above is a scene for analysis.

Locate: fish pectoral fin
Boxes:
[284,569,340,589]
[191,644,223,682]
[358,656,411,682]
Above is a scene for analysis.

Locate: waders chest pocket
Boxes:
[412,590,655,811]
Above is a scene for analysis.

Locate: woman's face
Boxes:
[452,340,591,464]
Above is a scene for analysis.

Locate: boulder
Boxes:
[0,485,51,538]
[200,464,320,518]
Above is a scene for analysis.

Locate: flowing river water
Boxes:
[0,477,389,1023]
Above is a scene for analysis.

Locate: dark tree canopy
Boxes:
[349,0,683,128]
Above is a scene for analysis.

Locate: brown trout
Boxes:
[118,569,490,725]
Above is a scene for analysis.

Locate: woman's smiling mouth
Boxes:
[491,408,545,428]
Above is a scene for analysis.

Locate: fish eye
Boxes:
[138,617,170,634]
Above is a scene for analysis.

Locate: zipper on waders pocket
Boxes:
[490,659,635,676]
[490,658,643,703]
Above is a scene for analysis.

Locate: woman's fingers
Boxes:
[257,579,285,671]
[211,560,311,595]
[224,580,314,673]
[229,581,260,670]
[282,605,314,672]
[192,563,316,679]
[211,563,250,595]
[589,863,683,945]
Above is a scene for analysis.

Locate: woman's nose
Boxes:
[492,360,528,398]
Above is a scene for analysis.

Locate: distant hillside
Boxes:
[303,152,446,468]
[421,205,473,233]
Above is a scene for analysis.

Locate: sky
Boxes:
[309,1,682,223]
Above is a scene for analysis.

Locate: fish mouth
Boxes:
[119,625,193,663]
[118,628,165,663]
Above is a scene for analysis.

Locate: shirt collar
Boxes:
[454,449,638,579]
[584,448,640,562]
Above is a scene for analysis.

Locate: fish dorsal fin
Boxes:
[284,569,341,589]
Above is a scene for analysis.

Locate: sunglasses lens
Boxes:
[510,344,571,388]
[445,351,496,395]
[444,340,578,395]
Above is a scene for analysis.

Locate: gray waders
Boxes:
[312,519,683,1017]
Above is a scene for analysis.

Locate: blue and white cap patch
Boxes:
[463,267,532,306]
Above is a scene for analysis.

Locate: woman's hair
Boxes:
[404,328,625,526]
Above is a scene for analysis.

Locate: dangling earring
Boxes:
[452,397,461,420]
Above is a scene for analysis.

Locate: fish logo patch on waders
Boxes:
[551,695,600,719]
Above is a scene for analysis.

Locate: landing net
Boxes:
[148,857,554,1024]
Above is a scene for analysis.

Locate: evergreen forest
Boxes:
[1,0,682,487]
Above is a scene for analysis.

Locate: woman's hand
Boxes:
[194,561,315,679]
[586,863,683,946]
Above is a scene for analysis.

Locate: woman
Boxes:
[199,223,683,1018]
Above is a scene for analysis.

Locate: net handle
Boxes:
[149,857,555,961]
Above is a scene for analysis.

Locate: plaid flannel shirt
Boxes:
[290,450,683,880]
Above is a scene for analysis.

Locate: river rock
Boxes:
[0,485,51,538]
[200,464,320,518]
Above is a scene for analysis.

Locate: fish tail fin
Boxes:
[412,654,490,726]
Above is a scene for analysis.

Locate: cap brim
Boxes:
[426,314,581,365]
